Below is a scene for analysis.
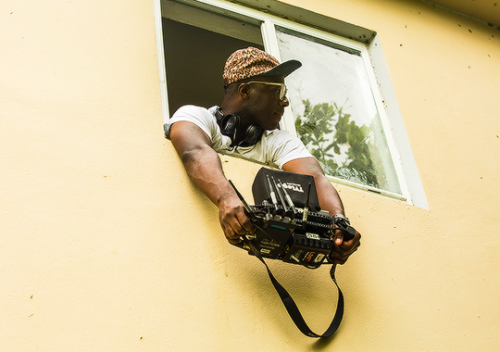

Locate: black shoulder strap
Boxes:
[244,238,345,338]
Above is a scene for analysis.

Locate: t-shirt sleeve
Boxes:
[267,130,312,169]
[164,105,215,141]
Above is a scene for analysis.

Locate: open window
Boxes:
[160,0,264,113]
[154,0,427,208]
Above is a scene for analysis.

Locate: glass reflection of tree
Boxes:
[295,100,379,188]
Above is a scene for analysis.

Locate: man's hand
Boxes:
[217,194,254,244]
[330,228,361,265]
[283,157,362,264]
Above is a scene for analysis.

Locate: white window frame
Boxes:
[154,0,428,208]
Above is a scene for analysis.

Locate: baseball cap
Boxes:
[223,47,302,87]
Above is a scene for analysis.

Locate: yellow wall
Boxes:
[1,0,499,351]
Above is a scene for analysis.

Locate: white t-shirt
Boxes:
[164,105,312,169]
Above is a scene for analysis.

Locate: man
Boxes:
[165,47,360,264]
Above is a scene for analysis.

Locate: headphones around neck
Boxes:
[215,108,263,148]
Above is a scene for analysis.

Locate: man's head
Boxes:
[221,47,301,131]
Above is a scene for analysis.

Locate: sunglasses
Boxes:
[246,81,288,100]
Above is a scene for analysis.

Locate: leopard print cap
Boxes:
[222,47,300,87]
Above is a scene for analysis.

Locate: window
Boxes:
[276,27,402,196]
[154,0,427,208]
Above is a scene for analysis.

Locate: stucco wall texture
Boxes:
[1,0,499,351]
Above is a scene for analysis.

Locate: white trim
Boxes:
[359,49,412,203]
[154,0,170,127]
[185,0,267,22]
[368,36,428,208]
[327,175,407,201]
[260,20,298,136]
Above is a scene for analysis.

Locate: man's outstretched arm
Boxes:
[283,157,361,264]
[169,121,253,243]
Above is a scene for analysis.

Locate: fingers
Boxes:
[333,228,344,246]
[219,198,254,244]
[223,218,251,243]
[330,229,361,264]
[223,224,243,244]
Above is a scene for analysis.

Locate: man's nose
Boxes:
[279,96,290,107]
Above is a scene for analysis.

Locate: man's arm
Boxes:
[169,121,253,243]
[283,157,361,264]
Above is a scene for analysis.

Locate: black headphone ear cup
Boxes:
[215,109,263,147]
[241,124,263,147]
[221,114,240,136]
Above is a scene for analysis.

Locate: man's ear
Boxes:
[237,82,251,100]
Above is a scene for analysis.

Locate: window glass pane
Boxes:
[276,28,402,195]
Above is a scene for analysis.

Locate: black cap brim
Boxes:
[261,59,302,77]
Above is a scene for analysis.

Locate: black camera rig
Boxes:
[228,168,358,338]
[230,168,356,269]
